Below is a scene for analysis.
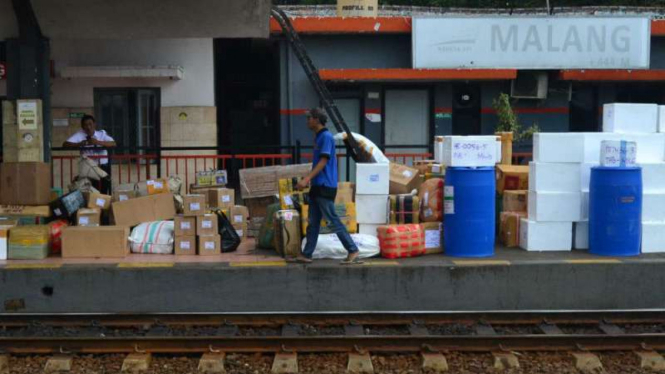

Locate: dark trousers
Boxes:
[100,163,112,195]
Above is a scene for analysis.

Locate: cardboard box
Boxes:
[574,221,589,250]
[528,162,580,192]
[183,194,207,216]
[174,236,197,255]
[208,188,235,209]
[335,182,355,204]
[245,196,279,219]
[233,223,248,240]
[389,163,422,195]
[356,194,388,224]
[195,169,228,186]
[112,190,137,202]
[420,222,443,255]
[528,191,582,222]
[87,193,112,210]
[62,226,130,258]
[640,163,665,192]
[0,162,51,205]
[413,160,437,175]
[198,235,221,256]
[433,136,444,164]
[600,140,637,167]
[496,165,529,194]
[534,133,584,163]
[239,163,311,199]
[519,218,572,251]
[197,214,218,236]
[231,205,249,225]
[356,163,389,195]
[111,193,176,227]
[358,223,381,236]
[174,215,196,237]
[136,179,168,196]
[500,211,526,248]
[642,193,665,221]
[441,136,500,167]
[642,221,665,253]
[603,103,658,134]
[301,202,357,235]
[0,205,50,217]
[76,208,101,226]
[0,228,8,260]
[503,190,527,212]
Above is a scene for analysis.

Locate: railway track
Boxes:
[0,311,664,354]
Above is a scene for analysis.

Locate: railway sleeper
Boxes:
[121,353,152,373]
[198,353,226,373]
[44,355,72,373]
[635,351,665,371]
[0,354,7,374]
[571,352,603,373]
[420,352,448,372]
[271,352,298,374]
[348,352,374,374]
[492,352,520,370]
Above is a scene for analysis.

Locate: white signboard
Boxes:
[17,101,38,130]
[413,17,651,69]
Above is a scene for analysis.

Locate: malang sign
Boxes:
[413,17,650,69]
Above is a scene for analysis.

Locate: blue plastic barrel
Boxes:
[589,166,642,257]
[444,167,495,257]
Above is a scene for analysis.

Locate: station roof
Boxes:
[270,5,665,35]
[0,0,271,40]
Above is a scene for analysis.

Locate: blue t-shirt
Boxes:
[311,128,338,188]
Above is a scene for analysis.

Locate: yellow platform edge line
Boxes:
[4,263,63,269]
[453,260,511,266]
[230,261,287,267]
[362,261,400,266]
[117,262,175,268]
[566,259,622,264]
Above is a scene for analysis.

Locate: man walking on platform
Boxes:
[295,108,362,265]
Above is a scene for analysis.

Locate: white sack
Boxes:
[78,156,108,181]
[129,221,175,254]
[334,132,390,164]
[302,233,380,259]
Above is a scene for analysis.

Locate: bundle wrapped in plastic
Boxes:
[129,221,175,254]
[333,132,389,164]
[79,156,108,181]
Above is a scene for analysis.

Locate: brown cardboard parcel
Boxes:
[198,235,221,256]
[197,214,219,236]
[231,205,249,225]
[239,163,311,199]
[62,226,130,258]
[174,236,196,255]
[174,215,196,237]
[0,162,51,205]
[208,188,235,209]
[76,208,101,226]
[87,193,112,210]
[183,194,207,216]
[389,163,422,195]
[111,193,176,227]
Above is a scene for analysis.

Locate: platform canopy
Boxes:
[0,0,270,39]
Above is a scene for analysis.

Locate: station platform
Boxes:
[1,239,664,313]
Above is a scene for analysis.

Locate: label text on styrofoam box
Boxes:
[452,141,495,162]
[600,140,637,167]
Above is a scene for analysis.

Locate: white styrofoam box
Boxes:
[602,103,658,134]
[574,221,589,250]
[519,218,573,251]
[356,163,389,195]
[600,140,637,167]
[433,136,444,164]
[642,221,665,253]
[441,136,499,167]
[640,163,665,192]
[528,162,580,192]
[533,133,584,163]
[643,192,665,221]
[620,133,665,163]
[356,194,389,224]
[582,132,622,163]
[528,191,583,222]
[580,163,598,192]
[358,223,381,236]
[581,191,590,220]
[659,106,665,133]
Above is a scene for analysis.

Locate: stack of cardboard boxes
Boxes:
[496,165,529,248]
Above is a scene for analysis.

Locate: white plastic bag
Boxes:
[334,132,390,164]
[129,221,175,254]
[302,233,380,260]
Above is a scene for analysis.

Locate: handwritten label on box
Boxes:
[600,140,637,167]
